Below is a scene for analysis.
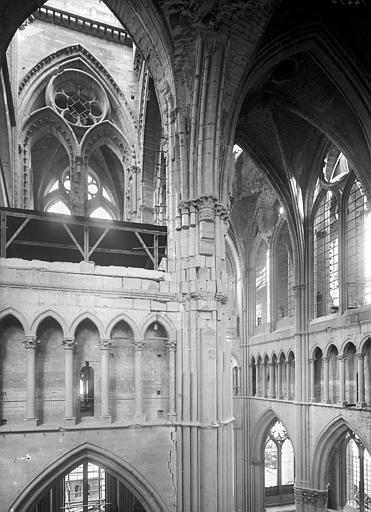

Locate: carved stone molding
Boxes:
[23,336,38,349]
[62,338,76,350]
[215,292,228,304]
[216,202,230,225]
[132,340,145,351]
[166,340,177,351]
[155,0,250,33]
[178,196,229,226]
[99,339,111,350]
[294,487,327,507]
[196,195,217,222]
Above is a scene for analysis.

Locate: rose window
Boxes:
[54,86,103,127]
[46,68,109,130]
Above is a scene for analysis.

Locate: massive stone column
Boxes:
[174,193,233,512]
[166,30,235,511]
[23,336,38,425]
[62,337,76,424]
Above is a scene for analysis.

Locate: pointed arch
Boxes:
[324,341,340,358]
[106,313,139,340]
[312,416,371,489]
[80,120,132,165]
[360,333,371,354]
[139,313,176,342]
[311,345,324,360]
[340,336,357,357]
[30,309,67,337]
[0,307,29,333]
[1,0,176,128]
[18,45,137,136]
[250,408,295,464]
[9,442,169,512]
[228,23,371,201]
[277,349,286,362]
[69,312,104,339]
[22,106,78,156]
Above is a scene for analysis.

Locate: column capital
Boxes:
[62,337,76,350]
[99,338,111,350]
[195,195,218,222]
[356,352,365,360]
[337,355,347,362]
[23,336,38,349]
[166,340,177,351]
[322,356,329,363]
[133,339,145,351]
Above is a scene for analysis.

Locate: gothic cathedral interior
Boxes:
[0,1,370,511]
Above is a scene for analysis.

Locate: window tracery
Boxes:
[313,148,370,316]
[44,168,115,220]
[264,420,295,506]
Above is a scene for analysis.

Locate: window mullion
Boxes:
[83,461,89,509]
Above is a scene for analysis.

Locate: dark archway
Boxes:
[10,443,168,512]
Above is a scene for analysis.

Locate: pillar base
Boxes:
[339,400,348,407]
[356,401,367,408]
[100,415,112,424]
[25,417,38,427]
[134,413,145,423]
[63,416,76,426]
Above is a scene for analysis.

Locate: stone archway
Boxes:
[10,442,169,512]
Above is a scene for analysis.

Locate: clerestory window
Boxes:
[313,147,370,316]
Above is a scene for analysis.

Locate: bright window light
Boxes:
[233,144,243,160]
[47,200,71,215]
[90,206,113,220]
[49,180,59,193]
[102,187,112,202]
